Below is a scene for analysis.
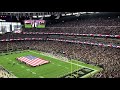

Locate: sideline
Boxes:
[29,50,98,71]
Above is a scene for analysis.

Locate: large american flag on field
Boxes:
[17,55,49,67]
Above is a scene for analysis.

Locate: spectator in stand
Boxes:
[0,16,120,78]
[1,40,120,78]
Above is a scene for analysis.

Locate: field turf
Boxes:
[0,50,102,78]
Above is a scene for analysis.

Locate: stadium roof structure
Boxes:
[1,12,119,23]
[0,12,99,17]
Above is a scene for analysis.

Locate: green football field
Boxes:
[0,50,102,78]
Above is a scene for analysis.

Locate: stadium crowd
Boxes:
[0,40,120,78]
[0,33,120,46]
[0,16,120,78]
[28,41,120,78]
[47,17,120,27]
[23,26,120,35]
[48,36,120,46]
[0,66,16,78]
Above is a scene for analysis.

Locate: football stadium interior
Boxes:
[0,12,120,78]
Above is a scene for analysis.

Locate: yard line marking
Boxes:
[24,51,100,75]
[3,51,98,74]
[21,66,23,68]
[39,76,44,78]
[65,67,69,69]
[21,66,24,68]
[32,72,36,74]
[2,55,45,78]
[58,64,61,66]
[26,69,30,71]
[29,50,96,70]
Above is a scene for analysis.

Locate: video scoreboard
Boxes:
[24,20,46,28]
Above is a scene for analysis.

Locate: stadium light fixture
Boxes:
[33,16,37,18]
[73,12,79,15]
[61,14,65,16]
[80,12,87,14]
[95,12,99,13]
[75,12,81,17]
[44,15,51,17]
[87,12,94,13]
[66,13,72,16]
[38,15,43,18]
[40,17,43,20]
[55,14,60,19]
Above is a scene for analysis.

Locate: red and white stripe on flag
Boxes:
[17,56,49,67]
